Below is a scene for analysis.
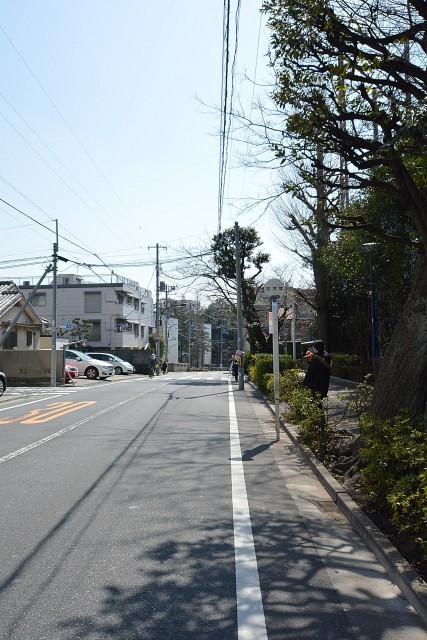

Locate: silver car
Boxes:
[87,352,135,375]
[65,349,114,380]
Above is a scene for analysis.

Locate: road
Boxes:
[0,372,425,640]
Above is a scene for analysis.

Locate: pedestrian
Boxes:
[228,354,234,374]
[232,359,238,382]
[149,353,156,378]
[303,340,332,400]
[161,361,168,375]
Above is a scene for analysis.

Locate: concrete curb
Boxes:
[251,383,427,627]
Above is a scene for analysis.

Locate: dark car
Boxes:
[0,371,7,397]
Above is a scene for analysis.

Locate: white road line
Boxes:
[228,381,268,640]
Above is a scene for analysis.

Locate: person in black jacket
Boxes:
[303,340,332,399]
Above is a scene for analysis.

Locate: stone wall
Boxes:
[0,350,64,385]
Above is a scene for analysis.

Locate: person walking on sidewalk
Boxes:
[232,359,238,382]
[303,340,332,400]
[149,353,157,378]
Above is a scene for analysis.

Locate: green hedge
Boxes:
[360,411,427,554]
[248,353,295,395]
[330,353,363,381]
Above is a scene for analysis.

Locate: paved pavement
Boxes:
[259,376,427,627]
[1,374,426,629]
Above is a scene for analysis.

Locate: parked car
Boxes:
[64,364,79,383]
[87,352,135,375]
[0,370,7,396]
[65,349,114,380]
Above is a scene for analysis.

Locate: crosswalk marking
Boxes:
[4,386,86,396]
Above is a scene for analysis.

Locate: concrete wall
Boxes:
[0,350,64,385]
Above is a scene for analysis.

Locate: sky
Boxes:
[0,1,298,298]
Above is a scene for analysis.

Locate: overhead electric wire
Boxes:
[217,0,241,234]
[0,23,140,229]
[0,89,138,245]
[0,109,136,247]
[0,197,116,276]
[218,0,231,234]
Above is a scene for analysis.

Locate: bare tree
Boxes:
[262,0,427,419]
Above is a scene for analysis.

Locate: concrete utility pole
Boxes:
[188,301,192,372]
[234,222,244,390]
[51,220,58,387]
[148,243,167,374]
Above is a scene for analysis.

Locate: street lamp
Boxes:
[362,243,380,360]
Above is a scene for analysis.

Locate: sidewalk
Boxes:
[253,376,427,628]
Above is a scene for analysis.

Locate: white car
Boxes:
[65,349,114,380]
[87,352,135,375]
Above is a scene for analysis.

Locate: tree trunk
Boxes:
[370,255,427,420]
[314,266,330,348]
[311,248,331,348]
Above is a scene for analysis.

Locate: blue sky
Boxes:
[0,1,291,295]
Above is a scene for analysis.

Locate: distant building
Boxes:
[0,281,42,350]
[255,284,316,345]
[20,274,154,349]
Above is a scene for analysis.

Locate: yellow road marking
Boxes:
[0,401,96,424]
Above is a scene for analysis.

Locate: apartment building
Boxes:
[20,274,154,349]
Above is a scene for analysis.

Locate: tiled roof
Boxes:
[0,281,42,326]
[0,281,21,316]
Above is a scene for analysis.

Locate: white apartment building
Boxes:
[20,274,154,349]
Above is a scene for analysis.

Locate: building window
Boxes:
[134,324,139,337]
[117,294,124,304]
[3,330,17,349]
[32,292,46,306]
[140,326,145,339]
[116,319,132,333]
[26,331,33,347]
[84,292,101,313]
[89,320,101,341]
[134,298,139,310]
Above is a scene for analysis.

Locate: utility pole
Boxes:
[235,222,244,390]
[51,220,58,387]
[188,301,192,372]
[160,281,176,363]
[220,316,224,368]
[148,243,167,374]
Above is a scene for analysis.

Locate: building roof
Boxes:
[0,281,21,316]
[0,281,42,325]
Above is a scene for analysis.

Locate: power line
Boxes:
[0,197,120,278]
[217,0,241,234]
[218,0,231,234]
[0,108,137,246]
[0,22,141,228]
[0,90,139,245]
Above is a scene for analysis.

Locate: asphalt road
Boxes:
[0,372,425,640]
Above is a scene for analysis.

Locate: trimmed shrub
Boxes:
[360,411,427,554]
[248,353,295,395]
[331,353,363,381]
[341,374,374,417]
